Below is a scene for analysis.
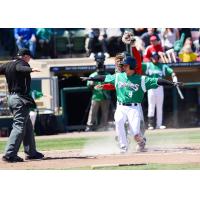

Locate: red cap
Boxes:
[150,35,157,41]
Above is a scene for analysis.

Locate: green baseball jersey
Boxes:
[31,90,43,100]
[104,72,158,103]
[87,72,111,101]
[142,62,173,78]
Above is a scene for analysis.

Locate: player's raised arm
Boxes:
[80,75,106,82]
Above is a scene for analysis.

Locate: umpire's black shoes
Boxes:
[2,155,24,163]
[25,152,44,160]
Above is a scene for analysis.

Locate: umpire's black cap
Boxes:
[17,48,32,57]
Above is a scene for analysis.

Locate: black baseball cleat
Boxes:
[2,155,24,163]
[25,152,44,160]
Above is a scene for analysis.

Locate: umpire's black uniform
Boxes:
[0,48,44,162]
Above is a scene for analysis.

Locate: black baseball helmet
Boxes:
[94,52,105,63]
[122,56,136,70]
[151,51,159,59]
[121,51,131,58]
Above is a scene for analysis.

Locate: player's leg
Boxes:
[138,103,146,136]
[147,89,156,130]
[127,105,146,152]
[114,105,128,152]
[86,100,99,131]
[29,110,37,129]
[99,99,110,130]
[155,86,165,129]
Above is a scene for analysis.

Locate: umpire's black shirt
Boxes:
[0,59,32,95]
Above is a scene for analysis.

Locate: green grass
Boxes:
[90,163,200,170]
[147,130,200,145]
[0,136,103,153]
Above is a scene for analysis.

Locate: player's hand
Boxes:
[31,67,41,72]
[94,84,103,90]
[80,77,92,81]
[172,75,178,83]
[173,82,183,87]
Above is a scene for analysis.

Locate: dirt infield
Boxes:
[1,128,200,169]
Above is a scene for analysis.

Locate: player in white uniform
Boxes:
[81,56,182,153]
[142,52,178,130]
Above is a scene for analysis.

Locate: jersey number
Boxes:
[128,91,133,98]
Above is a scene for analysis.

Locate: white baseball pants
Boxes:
[147,86,164,127]
[29,111,37,128]
[114,103,142,148]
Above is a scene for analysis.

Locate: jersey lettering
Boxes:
[148,69,163,76]
[118,81,139,91]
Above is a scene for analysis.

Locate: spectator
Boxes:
[133,28,147,37]
[36,28,53,58]
[191,28,200,42]
[86,29,109,59]
[14,28,37,58]
[179,42,198,62]
[192,29,200,53]
[160,28,180,51]
[179,28,192,44]
[85,52,111,131]
[141,28,160,48]
[100,28,126,57]
[143,35,164,62]
[0,28,15,57]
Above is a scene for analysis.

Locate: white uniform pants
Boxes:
[29,111,37,129]
[87,99,110,128]
[147,86,164,127]
[114,103,141,148]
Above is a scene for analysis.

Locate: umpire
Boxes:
[0,48,44,162]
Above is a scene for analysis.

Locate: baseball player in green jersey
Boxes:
[142,51,178,130]
[85,52,111,132]
[81,56,182,153]
[29,90,44,129]
[30,90,52,130]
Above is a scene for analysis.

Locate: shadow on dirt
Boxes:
[43,156,96,161]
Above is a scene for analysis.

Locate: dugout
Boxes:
[50,61,116,131]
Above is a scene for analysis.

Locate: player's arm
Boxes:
[163,64,178,82]
[86,74,96,89]
[132,46,142,75]
[157,78,182,87]
[81,75,106,82]
[81,74,115,82]
[141,62,148,74]
[122,31,143,75]
[144,76,183,91]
